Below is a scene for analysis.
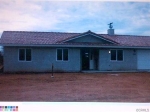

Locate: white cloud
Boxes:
[0,1,65,33]
[0,1,150,36]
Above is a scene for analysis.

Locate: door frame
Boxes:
[81,48,99,71]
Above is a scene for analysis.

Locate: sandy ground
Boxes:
[0,72,149,102]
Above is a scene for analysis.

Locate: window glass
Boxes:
[63,49,68,61]
[111,50,116,60]
[19,49,25,61]
[117,50,123,61]
[57,49,62,60]
[26,49,31,61]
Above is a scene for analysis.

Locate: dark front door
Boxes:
[81,49,90,70]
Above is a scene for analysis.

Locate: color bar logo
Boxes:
[0,106,18,111]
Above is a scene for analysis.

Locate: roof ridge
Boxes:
[3,31,81,34]
[98,34,150,37]
[3,31,150,37]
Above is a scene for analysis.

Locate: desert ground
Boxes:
[0,72,149,102]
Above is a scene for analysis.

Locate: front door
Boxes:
[81,49,90,70]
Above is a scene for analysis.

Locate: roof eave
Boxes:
[1,44,150,49]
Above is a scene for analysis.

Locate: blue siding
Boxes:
[4,47,81,72]
[99,49,137,71]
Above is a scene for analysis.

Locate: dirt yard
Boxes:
[0,72,149,102]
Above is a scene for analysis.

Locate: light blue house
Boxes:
[1,28,150,72]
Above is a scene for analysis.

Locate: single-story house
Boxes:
[1,27,150,72]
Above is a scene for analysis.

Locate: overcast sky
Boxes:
[0,0,150,36]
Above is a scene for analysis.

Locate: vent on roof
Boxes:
[107,22,114,35]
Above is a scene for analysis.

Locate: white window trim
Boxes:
[18,48,32,62]
[56,48,69,62]
[110,49,124,62]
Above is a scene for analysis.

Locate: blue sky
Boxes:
[0,1,150,36]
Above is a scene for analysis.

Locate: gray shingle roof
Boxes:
[100,34,150,46]
[1,31,150,47]
[0,31,80,45]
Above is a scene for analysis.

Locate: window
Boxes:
[57,49,68,61]
[117,50,123,61]
[57,49,62,60]
[19,49,31,61]
[63,49,68,61]
[111,50,116,60]
[19,49,25,61]
[111,50,123,61]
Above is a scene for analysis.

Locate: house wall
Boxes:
[3,46,139,72]
[99,49,137,71]
[69,35,111,44]
[3,47,81,72]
